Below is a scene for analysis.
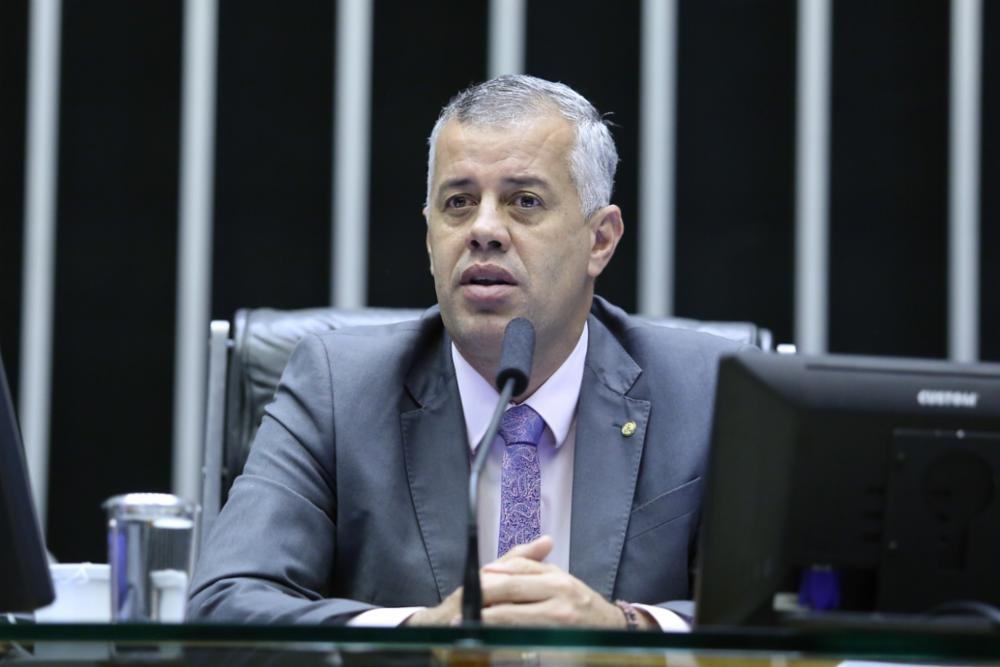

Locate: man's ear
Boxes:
[588,205,624,279]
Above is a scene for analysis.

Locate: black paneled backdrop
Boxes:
[674,0,796,337]
[0,0,997,561]
[48,0,182,560]
[1,0,27,399]
[983,0,999,362]
[829,0,950,357]
[212,1,334,317]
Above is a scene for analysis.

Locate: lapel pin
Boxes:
[621,420,637,437]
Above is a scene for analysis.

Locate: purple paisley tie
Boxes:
[497,404,545,558]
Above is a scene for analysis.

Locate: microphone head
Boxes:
[495,318,535,396]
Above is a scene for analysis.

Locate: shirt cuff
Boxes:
[347,606,425,627]
[632,603,691,632]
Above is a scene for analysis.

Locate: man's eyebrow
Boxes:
[503,176,551,189]
[437,177,474,195]
[435,175,552,198]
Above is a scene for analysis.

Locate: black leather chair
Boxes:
[198,306,772,547]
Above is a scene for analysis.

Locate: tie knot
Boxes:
[499,404,545,448]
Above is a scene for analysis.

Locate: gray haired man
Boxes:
[188,75,739,629]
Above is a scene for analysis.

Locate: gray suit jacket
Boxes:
[187,297,742,624]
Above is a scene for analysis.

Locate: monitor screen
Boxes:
[695,352,1000,627]
[0,349,54,612]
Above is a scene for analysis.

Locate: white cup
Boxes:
[34,563,111,622]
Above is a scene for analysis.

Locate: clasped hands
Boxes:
[405,535,653,628]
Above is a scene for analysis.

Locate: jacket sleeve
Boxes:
[187,334,375,624]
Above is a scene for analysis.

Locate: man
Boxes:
[188,75,743,629]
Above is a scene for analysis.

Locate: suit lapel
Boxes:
[569,313,650,599]
[400,333,469,601]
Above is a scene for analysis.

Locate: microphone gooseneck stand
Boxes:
[461,317,535,625]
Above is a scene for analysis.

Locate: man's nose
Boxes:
[467,200,510,251]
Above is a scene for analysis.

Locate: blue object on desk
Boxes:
[799,565,841,611]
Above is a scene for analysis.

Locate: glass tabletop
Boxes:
[2,623,998,666]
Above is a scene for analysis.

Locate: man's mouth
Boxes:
[460,265,518,287]
[459,265,518,304]
[468,277,510,286]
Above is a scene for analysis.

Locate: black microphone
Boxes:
[461,317,535,624]
[495,317,533,397]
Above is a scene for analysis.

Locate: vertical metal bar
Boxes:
[332,0,373,308]
[638,0,678,317]
[948,0,982,362]
[488,0,526,77]
[794,0,832,355]
[172,0,218,502]
[20,0,63,529]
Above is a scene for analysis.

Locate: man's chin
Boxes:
[446,313,513,357]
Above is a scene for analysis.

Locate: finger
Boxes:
[480,571,561,606]
[406,586,463,626]
[495,535,554,563]
[482,599,569,627]
[483,556,554,575]
[483,595,620,629]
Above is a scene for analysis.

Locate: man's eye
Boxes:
[514,194,541,209]
[445,195,474,210]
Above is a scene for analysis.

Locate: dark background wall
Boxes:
[1,0,28,401]
[212,1,334,317]
[674,0,796,335]
[1,0,997,562]
[983,0,1000,362]
[829,0,950,357]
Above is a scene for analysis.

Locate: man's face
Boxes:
[424,114,619,363]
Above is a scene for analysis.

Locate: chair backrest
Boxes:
[198,305,771,544]
[224,307,424,492]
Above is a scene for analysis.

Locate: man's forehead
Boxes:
[432,116,575,184]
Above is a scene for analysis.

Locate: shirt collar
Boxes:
[452,322,588,450]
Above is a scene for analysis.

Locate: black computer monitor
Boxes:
[695,351,1000,627]
[0,349,54,612]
